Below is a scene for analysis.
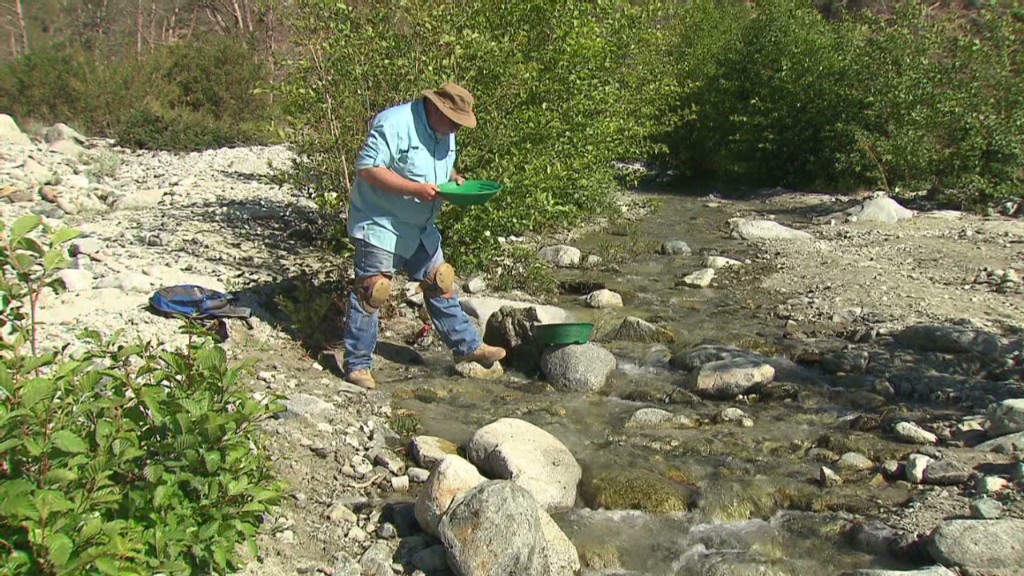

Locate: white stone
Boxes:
[583,288,623,308]
[0,114,31,145]
[729,218,813,241]
[57,269,94,292]
[704,256,743,269]
[538,245,581,267]
[460,296,573,328]
[414,455,486,537]
[894,421,938,445]
[680,268,715,288]
[906,454,933,484]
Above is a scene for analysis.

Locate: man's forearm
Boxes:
[358,167,420,197]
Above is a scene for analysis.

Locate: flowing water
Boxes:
[389,192,918,575]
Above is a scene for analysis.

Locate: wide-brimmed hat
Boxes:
[422,83,477,128]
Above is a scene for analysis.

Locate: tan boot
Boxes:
[345,369,377,390]
[457,343,507,367]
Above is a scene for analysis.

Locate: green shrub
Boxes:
[0,216,283,575]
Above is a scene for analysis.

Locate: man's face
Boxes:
[427,101,462,136]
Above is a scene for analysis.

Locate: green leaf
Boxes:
[47,533,74,567]
[51,227,82,245]
[52,430,89,453]
[10,214,43,246]
[20,377,55,407]
[0,437,23,453]
[95,557,121,575]
[204,450,222,473]
[43,248,69,272]
[44,468,79,484]
[142,464,164,482]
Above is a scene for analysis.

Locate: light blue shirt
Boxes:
[348,99,455,258]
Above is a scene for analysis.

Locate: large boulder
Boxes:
[538,245,582,267]
[484,305,544,372]
[581,470,694,513]
[729,219,813,241]
[609,317,675,344]
[439,480,547,576]
[927,519,1024,572]
[0,114,31,146]
[986,399,1024,438]
[686,358,775,400]
[461,296,572,329]
[414,455,487,537]
[465,418,581,512]
[538,509,580,576]
[540,343,617,392]
[843,196,915,223]
[895,324,1001,358]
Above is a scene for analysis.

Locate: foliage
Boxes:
[0,35,277,151]
[273,275,346,353]
[0,215,283,575]
[280,0,680,271]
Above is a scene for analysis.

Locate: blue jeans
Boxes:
[343,239,482,373]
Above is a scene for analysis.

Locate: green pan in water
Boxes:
[535,323,595,346]
[438,180,504,206]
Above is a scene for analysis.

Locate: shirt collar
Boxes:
[413,98,443,142]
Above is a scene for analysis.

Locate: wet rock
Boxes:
[625,408,696,429]
[454,360,505,380]
[581,470,693,513]
[609,316,675,344]
[484,305,543,371]
[686,358,775,400]
[669,344,764,371]
[894,421,938,445]
[659,240,691,255]
[833,453,873,473]
[986,398,1024,438]
[822,350,870,374]
[409,436,459,469]
[842,567,956,575]
[539,508,580,576]
[465,418,581,512]
[729,218,813,241]
[541,343,616,392]
[584,288,623,308]
[895,324,1001,358]
[414,455,486,537]
[926,519,1024,572]
[975,431,1024,453]
[678,268,715,288]
[923,460,971,486]
[846,520,927,562]
[462,296,572,328]
[970,499,1003,519]
[438,480,546,576]
[906,454,932,484]
[704,256,742,269]
[820,466,843,487]
[539,245,582,267]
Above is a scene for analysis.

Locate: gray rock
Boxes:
[986,398,1024,438]
[846,520,926,561]
[729,218,813,241]
[415,455,486,537]
[659,240,691,255]
[57,269,94,292]
[584,289,623,308]
[332,552,361,576]
[464,275,487,294]
[894,421,938,445]
[843,568,956,576]
[48,139,88,160]
[679,268,715,288]
[970,499,1003,519]
[439,481,546,576]
[704,256,742,269]
[686,358,775,400]
[374,449,406,476]
[923,460,972,486]
[94,272,154,293]
[906,454,932,484]
[483,305,542,370]
[896,324,1001,358]
[927,519,1024,571]
[538,245,582,267]
[609,316,675,344]
[465,418,581,512]
[454,360,505,380]
[975,475,1010,495]
[541,343,616,392]
[326,502,358,525]
[0,114,31,145]
[409,436,459,469]
[111,188,165,211]
[837,452,875,472]
[278,393,334,421]
[22,158,55,185]
[412,545,450,573]
[461,296,572,328]
[844,196,915,224]
[820,466,843,487]
[44,122,86,144]
[625,408,672,428]
[975,431,1024,453]
[822,350,870,374]
[408,467,431,483]
[538,508,580,576]
[359,542,395,576]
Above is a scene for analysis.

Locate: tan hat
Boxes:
[422,82,477,128]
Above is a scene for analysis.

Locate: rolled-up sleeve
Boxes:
[355,116,397,170]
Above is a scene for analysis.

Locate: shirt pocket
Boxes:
[400,144,436,183]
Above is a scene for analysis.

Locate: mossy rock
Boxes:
[581,470,695,513]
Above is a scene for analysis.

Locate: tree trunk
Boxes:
[13,0,27,54]
[148,0,157,51]
[136,0,143,57]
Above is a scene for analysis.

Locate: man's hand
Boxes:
[453,173,466,185]
[409,181,440,202]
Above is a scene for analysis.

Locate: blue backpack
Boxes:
[149,285,252,319]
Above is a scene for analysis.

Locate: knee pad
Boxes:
[357,274,392,311]
[420,262,456,298]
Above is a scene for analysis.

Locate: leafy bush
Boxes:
[0,36,276,151]
[281,0,679,272]
[0,216,283,575]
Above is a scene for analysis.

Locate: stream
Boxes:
[389,191,920,575]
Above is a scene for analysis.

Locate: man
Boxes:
[342,82,506,389]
